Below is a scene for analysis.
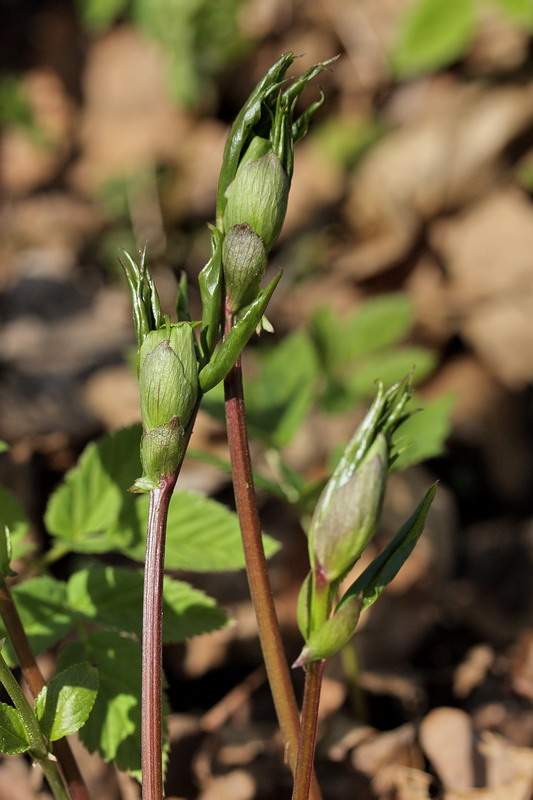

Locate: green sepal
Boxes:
[293,594,362,668]
[0,701,30,754]
[119,249,162,354]
[337,482,437,612]
[199,271,282,392]
[199,226,224,359]
[176,272,191,322]
[0,527,15,579]
[134,416,186,491]
[297,571,312,640]
[216,53,295,226]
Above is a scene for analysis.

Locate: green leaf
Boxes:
[339,482,437,611]
[56,631,156,778]
[0,528,14,579]
[0,486,33,562]
[0,702,30,754]
[45,426,142,554]
[34,663,98,741]
[0,442,8,453]
[242,331,318,448]
[392,392,455,470]
[393,0,476,76]
[114,490,280,571]
[490,0,533,27]
[199,227,223,359]
[67,566,229,642]
[0,577,73,666]
[345,347,436,401]
[77,0,129,31]
[199,271,282,392]
[311,294,414,371]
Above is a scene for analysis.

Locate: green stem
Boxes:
[291,660,325,800]
[0,650,70,800]
[223,307,323,800]
[0,579,91,800]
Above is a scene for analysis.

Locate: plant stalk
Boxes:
[0,578,91,800]
[142,476,175,800]
[291,660,325,800]
[0,649,70,800]
[223,308,323,800]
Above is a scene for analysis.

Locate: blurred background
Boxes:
[1,0,533,798]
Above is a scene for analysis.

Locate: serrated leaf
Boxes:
[0,486,33,562]
[491,0,533,27]
[339,483,437,611]
[0,577,73,666]
[34,663,98,741]
[45,426,142,554]
[0,702,30,754]
[67,566,229,642]
[243,331,318,448]
[392,392,455,470]
[114,490,280,571]
[56,631,158,778]
[312,294,414,372]
[393,0,476,76]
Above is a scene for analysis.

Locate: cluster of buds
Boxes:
[294,378,436,667]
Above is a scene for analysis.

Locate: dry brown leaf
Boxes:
[420,707,477,791]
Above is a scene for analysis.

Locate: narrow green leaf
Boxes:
[115,490,280,571]
[199,271,282,392]
[44,426,142,553]
[338,482,437,611]
[0,577,73,666]
[199,227,223,358]
[56,631,164,778]
[0,702,30,754]
[67,566,229,641]
[393,0,476,76]
[34,663,98,741]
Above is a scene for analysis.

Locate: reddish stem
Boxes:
[141,477,176,800]
[0,579,91,800]
[291,660,325,800]
[223,307,323,800]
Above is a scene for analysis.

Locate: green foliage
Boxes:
[0,442,8,453]
[1,577,72,666]
[0,702,30,754]
[34,663,98,741]
[44,426,142,554]
[57,631,149,778]
[0,487,33,562]
[67,566,229,641]
[313,114,384,170]
[393,392,456,470]
[393,0,476,76]
[491,0,533,27]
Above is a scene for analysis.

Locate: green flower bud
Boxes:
[293,594,363,668]
[139,324,198,432]
[223,150,289,253]
[309,434,388,583]
[134,323,198,490]
[222,223,267,313]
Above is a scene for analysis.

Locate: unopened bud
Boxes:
[309,434,388,583]
[293,594,363,668]
[223,147,289,253]
[222,223,267,313]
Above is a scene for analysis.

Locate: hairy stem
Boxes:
[291,660,325,800]
[0,578,91,800]
[223,308,323,800]
[142,476,176,800]
[0,649,70,800]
